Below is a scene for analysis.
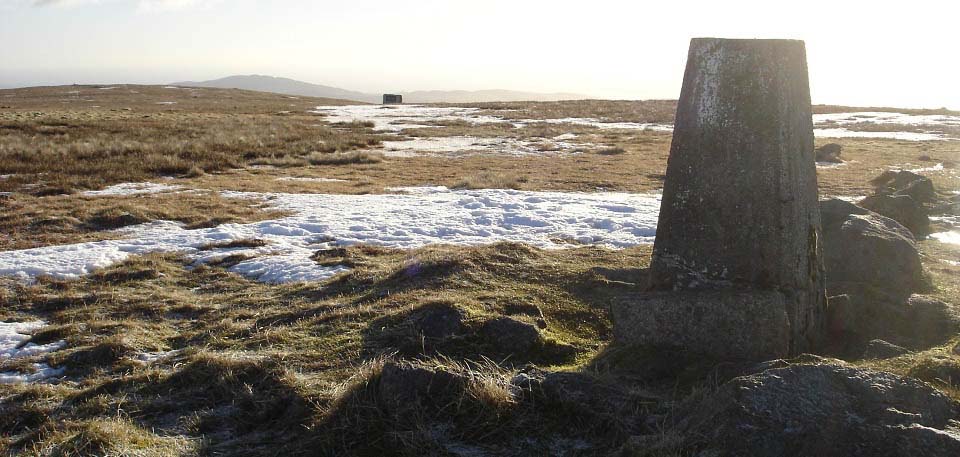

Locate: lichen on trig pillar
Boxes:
[613,38,826,361]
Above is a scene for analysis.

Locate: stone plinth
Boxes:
[614,38,827,360]
[612,290,791,361]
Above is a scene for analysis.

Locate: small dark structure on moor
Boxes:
[382,94,403,104]
[613,38,827,362]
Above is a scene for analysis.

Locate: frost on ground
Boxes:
[0,321,66,384]
[82,182,184,196]
[0,187,661,284]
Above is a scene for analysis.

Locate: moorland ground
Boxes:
[1,85,959,456]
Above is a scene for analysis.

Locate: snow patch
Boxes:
[813,128,949,141]
[312,105,505,131]
[276,177,348,183]
[931,231,960,245]
[813,112,960,141]
[82,182,183,196]
[816,161,848,169]
[908,163,944,173]
[516,118,674,131]
[814,112,960,127]
[0,187,662,284]
[381,136,584,157]
[0,321,66,384]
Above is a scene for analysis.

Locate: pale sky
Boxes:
[1,0,958,108]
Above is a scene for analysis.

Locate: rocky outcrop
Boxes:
[630,358,960,457]
[820,198,924,297]
[816,143,843,163]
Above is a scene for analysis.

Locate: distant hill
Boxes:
[172,75,590,104]
[173,75,380,103]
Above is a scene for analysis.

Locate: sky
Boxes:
[1,0,958,108]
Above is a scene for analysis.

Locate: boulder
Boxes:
[820,198,924,297]
[647,358,960,457]
[871,170,938,204]
[909,356,960,387]
[479,317,541,354]
[816,143,843,163]
[411,303,464,339]
[954,342,960,356]
[827,292,958,357]
[377,360,465,411]
[861,194,930,237]
[863,339,911,359]
[512,369,646,416]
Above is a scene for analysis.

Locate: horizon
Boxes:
[2,0,959,109]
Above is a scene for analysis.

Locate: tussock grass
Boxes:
[0,112,386,191]
[0,243,654,455]
[307,150,384,165]
[32,418,197,457]
[596,146,627,155]
[0,86,387,192]
[453,171,528,190]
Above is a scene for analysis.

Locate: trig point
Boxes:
[613,38,827,361]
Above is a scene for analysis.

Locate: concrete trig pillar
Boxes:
[613,38,826,361]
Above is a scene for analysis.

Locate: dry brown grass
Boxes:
[0,191,285,250]
[307,150,384,165]
[0,85,388,193]
[453,171,529,190]
[0,111,387,193]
